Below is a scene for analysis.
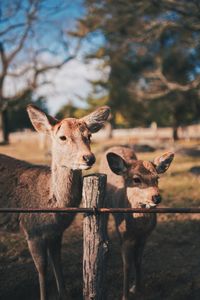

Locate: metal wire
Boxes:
[1,207,200,214]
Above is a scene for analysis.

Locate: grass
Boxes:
[0,133,200,299]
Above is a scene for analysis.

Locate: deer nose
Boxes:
[83,154,96,166]
[152,195,162,205]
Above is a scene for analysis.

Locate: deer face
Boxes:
[124,160,161,208]
[107,152,174,209]
[51,118,95,169]
[27,105,110,170]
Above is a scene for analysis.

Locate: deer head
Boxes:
[27,105,110,170]
[107,151,174,208]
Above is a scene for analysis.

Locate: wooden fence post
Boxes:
[83,173,109,300]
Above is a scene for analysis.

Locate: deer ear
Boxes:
[153,152,174,174]
[27,105,58,134]
[81,106,110,133]
[107,152,128,175]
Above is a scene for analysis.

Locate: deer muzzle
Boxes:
[82,154,96,167]
[152,194,162,205]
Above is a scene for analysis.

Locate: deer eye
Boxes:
[83,134,91,143]
[59,136,67,141]
[133,176,142,184]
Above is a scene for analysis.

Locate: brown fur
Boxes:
[0,105,110,300]
[100,146,174,300]
[0,154,51,230]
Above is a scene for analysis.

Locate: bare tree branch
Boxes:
[142,55,200,93]
[0,42,8,87]
[7,1,39,64]
[7,65,34,78]
[35,56,75,75]
[5,51,78,102]
[0,0,23,23]
[132,59,200,101]
[152,0,200,32]
[0,0,81,142]
[132,87,171,100]
[0,42,7,70]
[0,23,26,37]
[143,20,182,41]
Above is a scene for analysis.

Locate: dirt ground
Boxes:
[1,134,200,300]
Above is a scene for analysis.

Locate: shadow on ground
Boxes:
[1,215,200,300]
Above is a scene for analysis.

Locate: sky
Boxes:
[35,1,105,114]
[1,0,106,114]
[37,58,103,114]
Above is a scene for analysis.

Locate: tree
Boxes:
[75,0,200,137]
[8,93,48,132]
[55,101,90,119]
[0,0,81,143]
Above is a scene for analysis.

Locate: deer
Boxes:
[0,104,110,300]
[100,146,174,300]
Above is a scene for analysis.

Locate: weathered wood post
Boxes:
[83,173,109,300]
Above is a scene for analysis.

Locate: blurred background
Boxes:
[0,0,200,143]
[1,1,200,299]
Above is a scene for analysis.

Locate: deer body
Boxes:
[0,105,110,300]
[100,146,174,300]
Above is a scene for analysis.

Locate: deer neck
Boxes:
[51,161,82,208]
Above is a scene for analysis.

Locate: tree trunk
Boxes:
[172,125,179,141]
[83,174,109,300]
[0,109,9,144]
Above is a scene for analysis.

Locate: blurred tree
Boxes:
[74,0,200,138]
[55,102,88,119]
[8,94,48,132]
[0,0,81,144]
[55,102,78,119]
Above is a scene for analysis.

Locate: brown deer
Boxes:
[100,146,174,300]
[0,105,110,300]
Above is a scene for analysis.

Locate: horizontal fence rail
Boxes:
[1,207,200,213]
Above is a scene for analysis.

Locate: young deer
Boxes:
[100,146,174,300]
[0,105,110,300]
